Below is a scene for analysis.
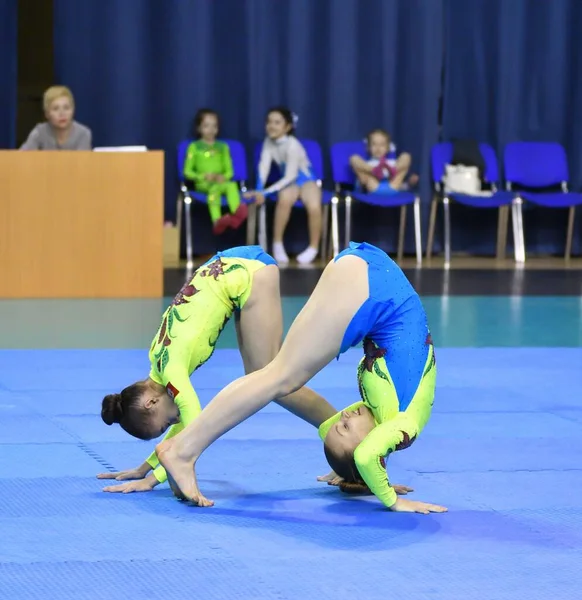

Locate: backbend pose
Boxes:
[156,242,447,514]
[97,245,337,493]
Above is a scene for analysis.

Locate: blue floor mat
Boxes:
[0,347,581,599]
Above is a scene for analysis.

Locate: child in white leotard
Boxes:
[244,107,322,265]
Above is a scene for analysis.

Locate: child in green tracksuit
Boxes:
[183,109,247,235]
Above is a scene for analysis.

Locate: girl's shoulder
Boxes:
[287,135,305,151]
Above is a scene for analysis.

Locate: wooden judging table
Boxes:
[0,151,164,298]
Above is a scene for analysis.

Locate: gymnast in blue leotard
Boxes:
[154,242,446,515]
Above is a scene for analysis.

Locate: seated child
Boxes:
[349,129,418,194]
[183,109,247,235]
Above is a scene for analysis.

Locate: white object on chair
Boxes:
[93,146,148,152]
[443,164,480,195]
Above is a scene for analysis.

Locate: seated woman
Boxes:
[97,245,336,493]
[156,242,446,514]
[20,86,92,150]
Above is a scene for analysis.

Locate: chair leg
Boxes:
[413,196,422,266]
[184,194,194,269]
[496,206,509,260]
[565,206,575,261]
[246,203,257,246]
[516,198,526,263]
[397,205,406,263]
[320,204,330,261]
[176,190,184,234]
[331,195,340,258]
[511,198,526,264]
[344,195,353,248]
[258,204,267,251]
[443,196,451,268]
[426,196,438,259]
[176,191,184,258]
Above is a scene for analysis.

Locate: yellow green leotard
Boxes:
[145,245,277,483]
[319,339,436,508]
[183,140,241,223]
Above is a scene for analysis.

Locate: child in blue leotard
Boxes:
[154,241,446,515]
[350,129,418,194]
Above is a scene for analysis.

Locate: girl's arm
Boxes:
[354,412,419,508]
[221,143,234,181]
[261,138,303,195]
[183,142,206,183]
[145,365,203,483]
[256,141,273,193]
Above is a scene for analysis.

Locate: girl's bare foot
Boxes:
[156,441,214,507]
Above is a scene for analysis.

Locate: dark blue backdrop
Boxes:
[49,0,581,256]
[0,0,18,149]
[53,0,444,255]
[441,0,582,255]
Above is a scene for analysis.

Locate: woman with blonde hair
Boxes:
[20,85,92,150]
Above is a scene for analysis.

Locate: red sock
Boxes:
[229,204,248,230]
[213,214,233,235]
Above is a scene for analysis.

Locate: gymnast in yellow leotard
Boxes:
[97,245,336,494]
[154,242,445,513]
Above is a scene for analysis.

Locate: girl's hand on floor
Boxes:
[393,484,414,495]
[317,471,344,486]
[97,463,151,481]
[389,497,447,514]
[102,473,160,494]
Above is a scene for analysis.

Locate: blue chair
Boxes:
[177,139,254,268]
[253,138,339,260]
[428,142,521,265]
[330,141,422,264]
[504,142,582,261]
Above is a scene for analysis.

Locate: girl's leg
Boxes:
[234,265,336,426]
[349,155,380,192]
[296,181,322,264]
[273,185,300,263]
[349,155,373,174]
[206,184,231,235]
[389,153,412,190]
[206,186,222,224]
[223,181,247,228]
[224,182,241,214]
[157,254,370,502]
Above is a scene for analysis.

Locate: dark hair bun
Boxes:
[339,481,370,495]
[101,393,123,425]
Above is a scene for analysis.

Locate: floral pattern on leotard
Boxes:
[152,257,248,377]
[152,280,201,373]
[357,338,391,410]
[200,258,226,280]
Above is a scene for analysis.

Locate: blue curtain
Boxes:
[0,0,18,149]
[53,0,444,255]
[442,0,582,255]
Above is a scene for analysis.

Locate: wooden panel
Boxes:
[0,151,164,298]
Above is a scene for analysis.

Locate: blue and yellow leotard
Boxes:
[318,241,436,508]
[145,245,276,483]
